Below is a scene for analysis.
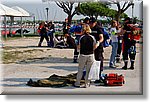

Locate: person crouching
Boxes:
[74,24,100,88]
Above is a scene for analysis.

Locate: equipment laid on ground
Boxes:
[105,73,125,86]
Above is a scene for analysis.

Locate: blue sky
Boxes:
[1,0,143,21]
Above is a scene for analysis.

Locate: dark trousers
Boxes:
[48,32,54,47]
[122,40,136,61]
[74,46,79,61]
[94,48,104,74]
[38,34,49,46]
[117,37,123,56]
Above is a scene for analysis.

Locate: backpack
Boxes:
[69,25,76,33]
[37,25,43,34]
[101,28,110,47]
[70,25,82,33]
[127,24,141,40]
[74,25,82,33]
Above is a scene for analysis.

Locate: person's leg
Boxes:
[122,43,129,69]
[44,34,50,47]
[116,37,122,62]
[50,33,54,47]
[129,44,136,69]
[85,55,94,87]
[109,42,118,67]
[75,55,86,86]
[38,35,44,46]
[74,35,81,63]
[114,42,118,65]
[73,46,79,63]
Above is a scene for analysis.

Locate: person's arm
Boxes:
[99,34,104,43]
[118,27,125,36]
[93,34,104,50]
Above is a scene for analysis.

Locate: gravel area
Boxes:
[0,37,143,95]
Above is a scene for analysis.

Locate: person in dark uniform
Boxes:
[47,21,55,47]
[63,18,70,35]
[38,22,50,47]
[89,17,104,74]
[122,17,136,70]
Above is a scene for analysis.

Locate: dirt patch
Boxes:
[2,49,51,64]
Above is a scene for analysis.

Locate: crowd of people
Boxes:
[37,17,141,88]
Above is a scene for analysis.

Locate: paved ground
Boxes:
[0,37,143,95]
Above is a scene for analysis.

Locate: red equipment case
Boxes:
[105,73,125,86]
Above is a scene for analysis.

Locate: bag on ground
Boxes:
[88,61,101,81]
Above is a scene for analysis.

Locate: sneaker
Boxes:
[84,84,90,88]
[122,66,127,70]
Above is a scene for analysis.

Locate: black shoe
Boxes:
[122,66,127,70]
[128,66,134,70]
[73,60,78,63]
[109,65,116,68]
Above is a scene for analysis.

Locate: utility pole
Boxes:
[45,7,49,21]
[132,3,134,19]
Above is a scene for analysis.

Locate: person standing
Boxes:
[73,22,83,63]
[64,33,78,63]
[37,22,50,47]
[116,24,124,63]
[109,20,119,68]
[63,18,70,36]
[47,21,55,47]
[122,17,136,70]
[89,17,104,74]
[74,24,100,88]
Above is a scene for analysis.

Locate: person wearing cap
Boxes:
[74,24,100,88]
[83,17,90,24]
[122,17,136,70]
[89,17,104,74]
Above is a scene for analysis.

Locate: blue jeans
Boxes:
[47,31,54,47]
[109,42,118,66]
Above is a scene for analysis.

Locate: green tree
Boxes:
[109,0,134,21]
[78,2,109,19]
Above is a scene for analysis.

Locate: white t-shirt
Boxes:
[110,27,118,42]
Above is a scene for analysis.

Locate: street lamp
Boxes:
[45,7,49,21]
[132,3,134,19]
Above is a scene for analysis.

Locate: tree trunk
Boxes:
[115,11,122,22]
[67,15,72,25]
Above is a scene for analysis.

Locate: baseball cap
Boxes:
[89,17,97,23]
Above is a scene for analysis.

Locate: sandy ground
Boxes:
[0,37,143,95]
